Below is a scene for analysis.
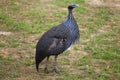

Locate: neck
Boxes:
[64,9,74,25]
[67,9,74,20]
[64,9,75,26]
[68,9,73,19]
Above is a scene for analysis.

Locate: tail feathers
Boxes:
[35,55,46,72]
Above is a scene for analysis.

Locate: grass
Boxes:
[0,12,32,32]
[23,60,34,66]
[0,0,120,80]
[10,42,21,47]
[0,42,5,47]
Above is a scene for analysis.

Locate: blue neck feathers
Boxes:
[63,9,79,48]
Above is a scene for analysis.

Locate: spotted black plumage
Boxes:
[35,4,80,73]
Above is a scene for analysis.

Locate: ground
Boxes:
[0,0,120,80]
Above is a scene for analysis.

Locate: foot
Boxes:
[44,67,49,73]
[44,56,50,73]
[54,66,60,73]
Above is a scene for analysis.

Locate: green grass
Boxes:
[0,12,32,32]
[10,1,21,11]
[23,60,34,66]
[63,50,70,55]
[53,0,86,7]
[10,42,21,47]
[74,46,80,50]
[0,42,5,47]
[65,75,82,80]
[0,0,120,80]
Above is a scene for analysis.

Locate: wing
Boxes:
[36,24,70,56]
[47,37,68,55]
[46,24,70,55]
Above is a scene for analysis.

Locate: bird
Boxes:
[35,4,80,73]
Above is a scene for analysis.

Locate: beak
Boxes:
[76,4,79,7]
[73,4,79,8]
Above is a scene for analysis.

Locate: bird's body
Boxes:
[35,4,80,73]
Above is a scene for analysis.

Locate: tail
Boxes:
[35,52,46,72]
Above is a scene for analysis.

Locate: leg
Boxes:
[44,56,50,73]
[54,55,60,73]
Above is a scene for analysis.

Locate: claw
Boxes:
[54,66,60,73]
[54,55,60,73]
[44,56,50,73]
[44,67,49,73]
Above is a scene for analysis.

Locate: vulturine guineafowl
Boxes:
[35,4,80,73]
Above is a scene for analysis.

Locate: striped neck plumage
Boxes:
[67,9,74,20]
[64,9,75,26]
[64,8,79,48]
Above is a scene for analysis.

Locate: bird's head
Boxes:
[68,4,79,10]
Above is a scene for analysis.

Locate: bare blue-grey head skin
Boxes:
[35,4,80,73]
[68,4,79,9]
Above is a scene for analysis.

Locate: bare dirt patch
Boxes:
[87,0,120,9]
[0,31,12,36]
[87,0,104,6]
